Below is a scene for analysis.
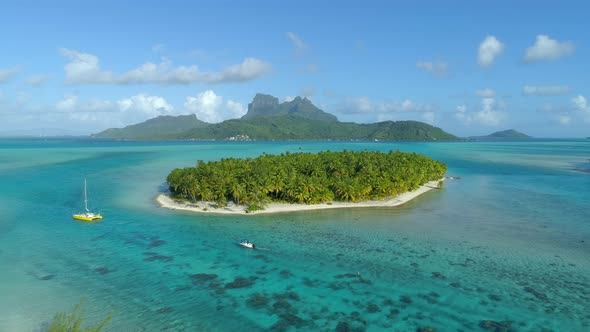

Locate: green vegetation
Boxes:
[94,114,207,139]
[46,300,111,332]
[94,94,460,141]
[167,150,447,210]
[471,129,530,140]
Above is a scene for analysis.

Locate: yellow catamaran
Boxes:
[73,179,103,222]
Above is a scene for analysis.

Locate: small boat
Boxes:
[73,179,103,222]
[239,239,255,249]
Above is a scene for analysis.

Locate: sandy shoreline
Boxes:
[156,179,443,215]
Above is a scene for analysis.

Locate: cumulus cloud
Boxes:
[184,90,246,123]
[524,35,574,62]
[337,96,434,123]
[118,94,174,119]
[572,95,590,122]
[0,67,21,83]
[478,36,504,67]
[571,95,587,111]
[26,75,50,86]
[341,97,431,114]
[476,88,496,98]
[523,85,571,96]
[475,98,503,125]
[54,93,176,126]
[455,99,504,126]
[454,104,471,124]
[352,97,373,113]
[286,32,307,55]
[55,95,114,113]
[60,48,115,84]
[416,61,448,77]
[60,48,271,85]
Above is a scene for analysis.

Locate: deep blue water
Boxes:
[0,138,589,331]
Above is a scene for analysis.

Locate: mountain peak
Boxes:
[242,93,337,122]
[251,93,279,107]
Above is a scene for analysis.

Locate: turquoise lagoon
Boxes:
[0,139,588,331]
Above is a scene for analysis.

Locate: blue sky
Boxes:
[0,0,589,137]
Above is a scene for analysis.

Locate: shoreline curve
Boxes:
[156,179,443,215]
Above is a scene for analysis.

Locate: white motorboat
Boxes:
[239,239,255,249]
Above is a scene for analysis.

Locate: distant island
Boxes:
[469,129,531,140]
[158,150,447,214]
[93,93,459,141]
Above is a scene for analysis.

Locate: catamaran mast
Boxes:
[84,178,89,212]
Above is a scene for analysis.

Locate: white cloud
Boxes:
[286,32,307,55]
[184,90,246,123]
[422,112,435,124]
[475,98,503,125]
[56,95,114,113]
[118,94,174,119]
[523,85,571,96]
[336,97,435,124]
[60,48,115,84]
[572,95,587,111]
[54,94,175,127]
[454,104,472,124]
[60,48,271,85]
[341,97,433,114]
[524,35,574,62]
[478,36,504,67]
[476,88,496,98]
[379,99,432,113]
[283,96,295,102]
[350,97,373,113]
[56,95,78,112]
[455,99,504,126]
[0,67,21,83]
[26,75,50,86]
[416,61,448,77]
[572,95,590,122]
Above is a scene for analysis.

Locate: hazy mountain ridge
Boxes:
[93,94,459,141]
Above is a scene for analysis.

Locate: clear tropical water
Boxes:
[0,139,588,331]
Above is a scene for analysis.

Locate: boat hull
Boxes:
[73,214,103,222]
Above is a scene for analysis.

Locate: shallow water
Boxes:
[0,139,589,331]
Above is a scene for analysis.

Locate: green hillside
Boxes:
[93,114,207,139]
[94,94,460,141]
[470,129,531,140]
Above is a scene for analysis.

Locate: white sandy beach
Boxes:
[156,179,443,215]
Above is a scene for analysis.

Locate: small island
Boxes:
[468,129,531,140]
[158,150,447,215]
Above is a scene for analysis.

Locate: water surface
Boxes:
[0,139,588,331]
